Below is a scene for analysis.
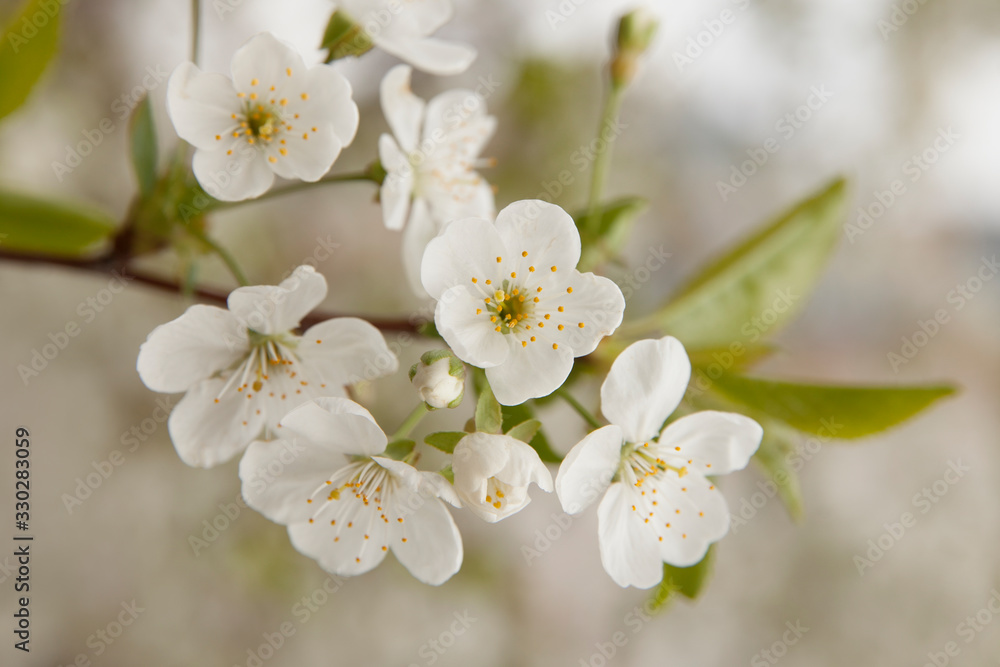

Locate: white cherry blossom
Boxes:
[451,432,553,523]
[421,200,626,406]
[379,64,496,293]
[136,266,397,468]
[555,336,763,588]
[167,32,359,201]
[239,397,463,585]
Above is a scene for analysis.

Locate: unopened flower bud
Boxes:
[612,8,660,87]
[409,350,465,409]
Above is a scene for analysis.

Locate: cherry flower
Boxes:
[379,64,496,293]
[239,397,463,585]
[167,32,359,202]
[335,0,476,75]
[136,266,397,468]
[421,200,626,406]
[451,433,553,523]
[555,336,763,589]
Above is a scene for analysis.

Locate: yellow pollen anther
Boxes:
[471,277,477,283]
[578,322,585,328]
[301,93,309,100]
[251,78,259,86]
[552,343,559,350]
[510,272,517,279]
[522,251,528,257]
[496,256,502,263]
[567,287,573,294]
[558,325,564,330]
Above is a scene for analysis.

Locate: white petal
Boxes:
[422,88,490,140]
[600,336,691,443]
[376,35,476,76]
[288,503,390,577]
[556,425,624,514]
[167,377,266,468]
[166,62,240,151]
[380,65,424,153]
[485,334,574,406]
[297,317,399,387]
[649,471,730,567]
[267,126,344,183]
[420,217,504,299]
[597,483,665,589]
[435,285,508,368]
[230,32,306,94]
[192,145,275,202]
[493,200,582,279]
[227,265,327,334]
[136,305,246,393]
[536,271,625,356]
[423,173,495,232]
[658,411,763,476]
[390,491,463,585]
[239,438,344,525]
[299,64,359,145]
[378,134,414,231]
[401,198,438,296]
[278,397,387,457]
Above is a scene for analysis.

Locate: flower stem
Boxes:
[187,228,250,286]
[190,0,202,65]
[555,387,603,431]
[583,81,626,238]
[208,169,381,211]
[392,404,430,441]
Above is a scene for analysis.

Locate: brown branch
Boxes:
[0,249,421,334]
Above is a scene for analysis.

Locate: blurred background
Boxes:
[1,0,999,664]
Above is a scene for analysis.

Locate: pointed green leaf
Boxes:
[320,10,372,61]
[384,439,415,460]
[129,95,158,197]
[505,419,541,444]
[0,0,62,121]
[0,190,116,256]
[712,373,956,439]
[652,546,715,610]
[475,382,503,434]
[656,179,847,348]
[424,432,467,455]
[574,196,648,270]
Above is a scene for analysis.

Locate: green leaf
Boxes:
[651,546,715,610]
[320,10,373,61]
[424,432,467,455]
[505,419,541,444]
[0,0,62,121]
[384,439,415,460]
[501,403,562,463]
[574,196,648,270]
[654,178,847,348]
[129,95,158,197]
[687,343,776,373]
[475,382,503,434]
[711,373,956,440]
[753,419,804,521]
[0,190,116,256]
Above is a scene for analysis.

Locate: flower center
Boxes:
[243,102,282,143]
[484,477,509,510]
[481,279,534,334]
[618,441,688,489]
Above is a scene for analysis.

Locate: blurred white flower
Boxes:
[420,200,626,406]
[136,266,396,468]
[555,336,763,589]
[167,32,359,202]
[379,64,496,293]
[452,432,553,523]
[335,0,476,75]
[239,397,463,585]
[409,350,465,409]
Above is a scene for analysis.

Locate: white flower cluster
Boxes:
[140,1,762,589]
